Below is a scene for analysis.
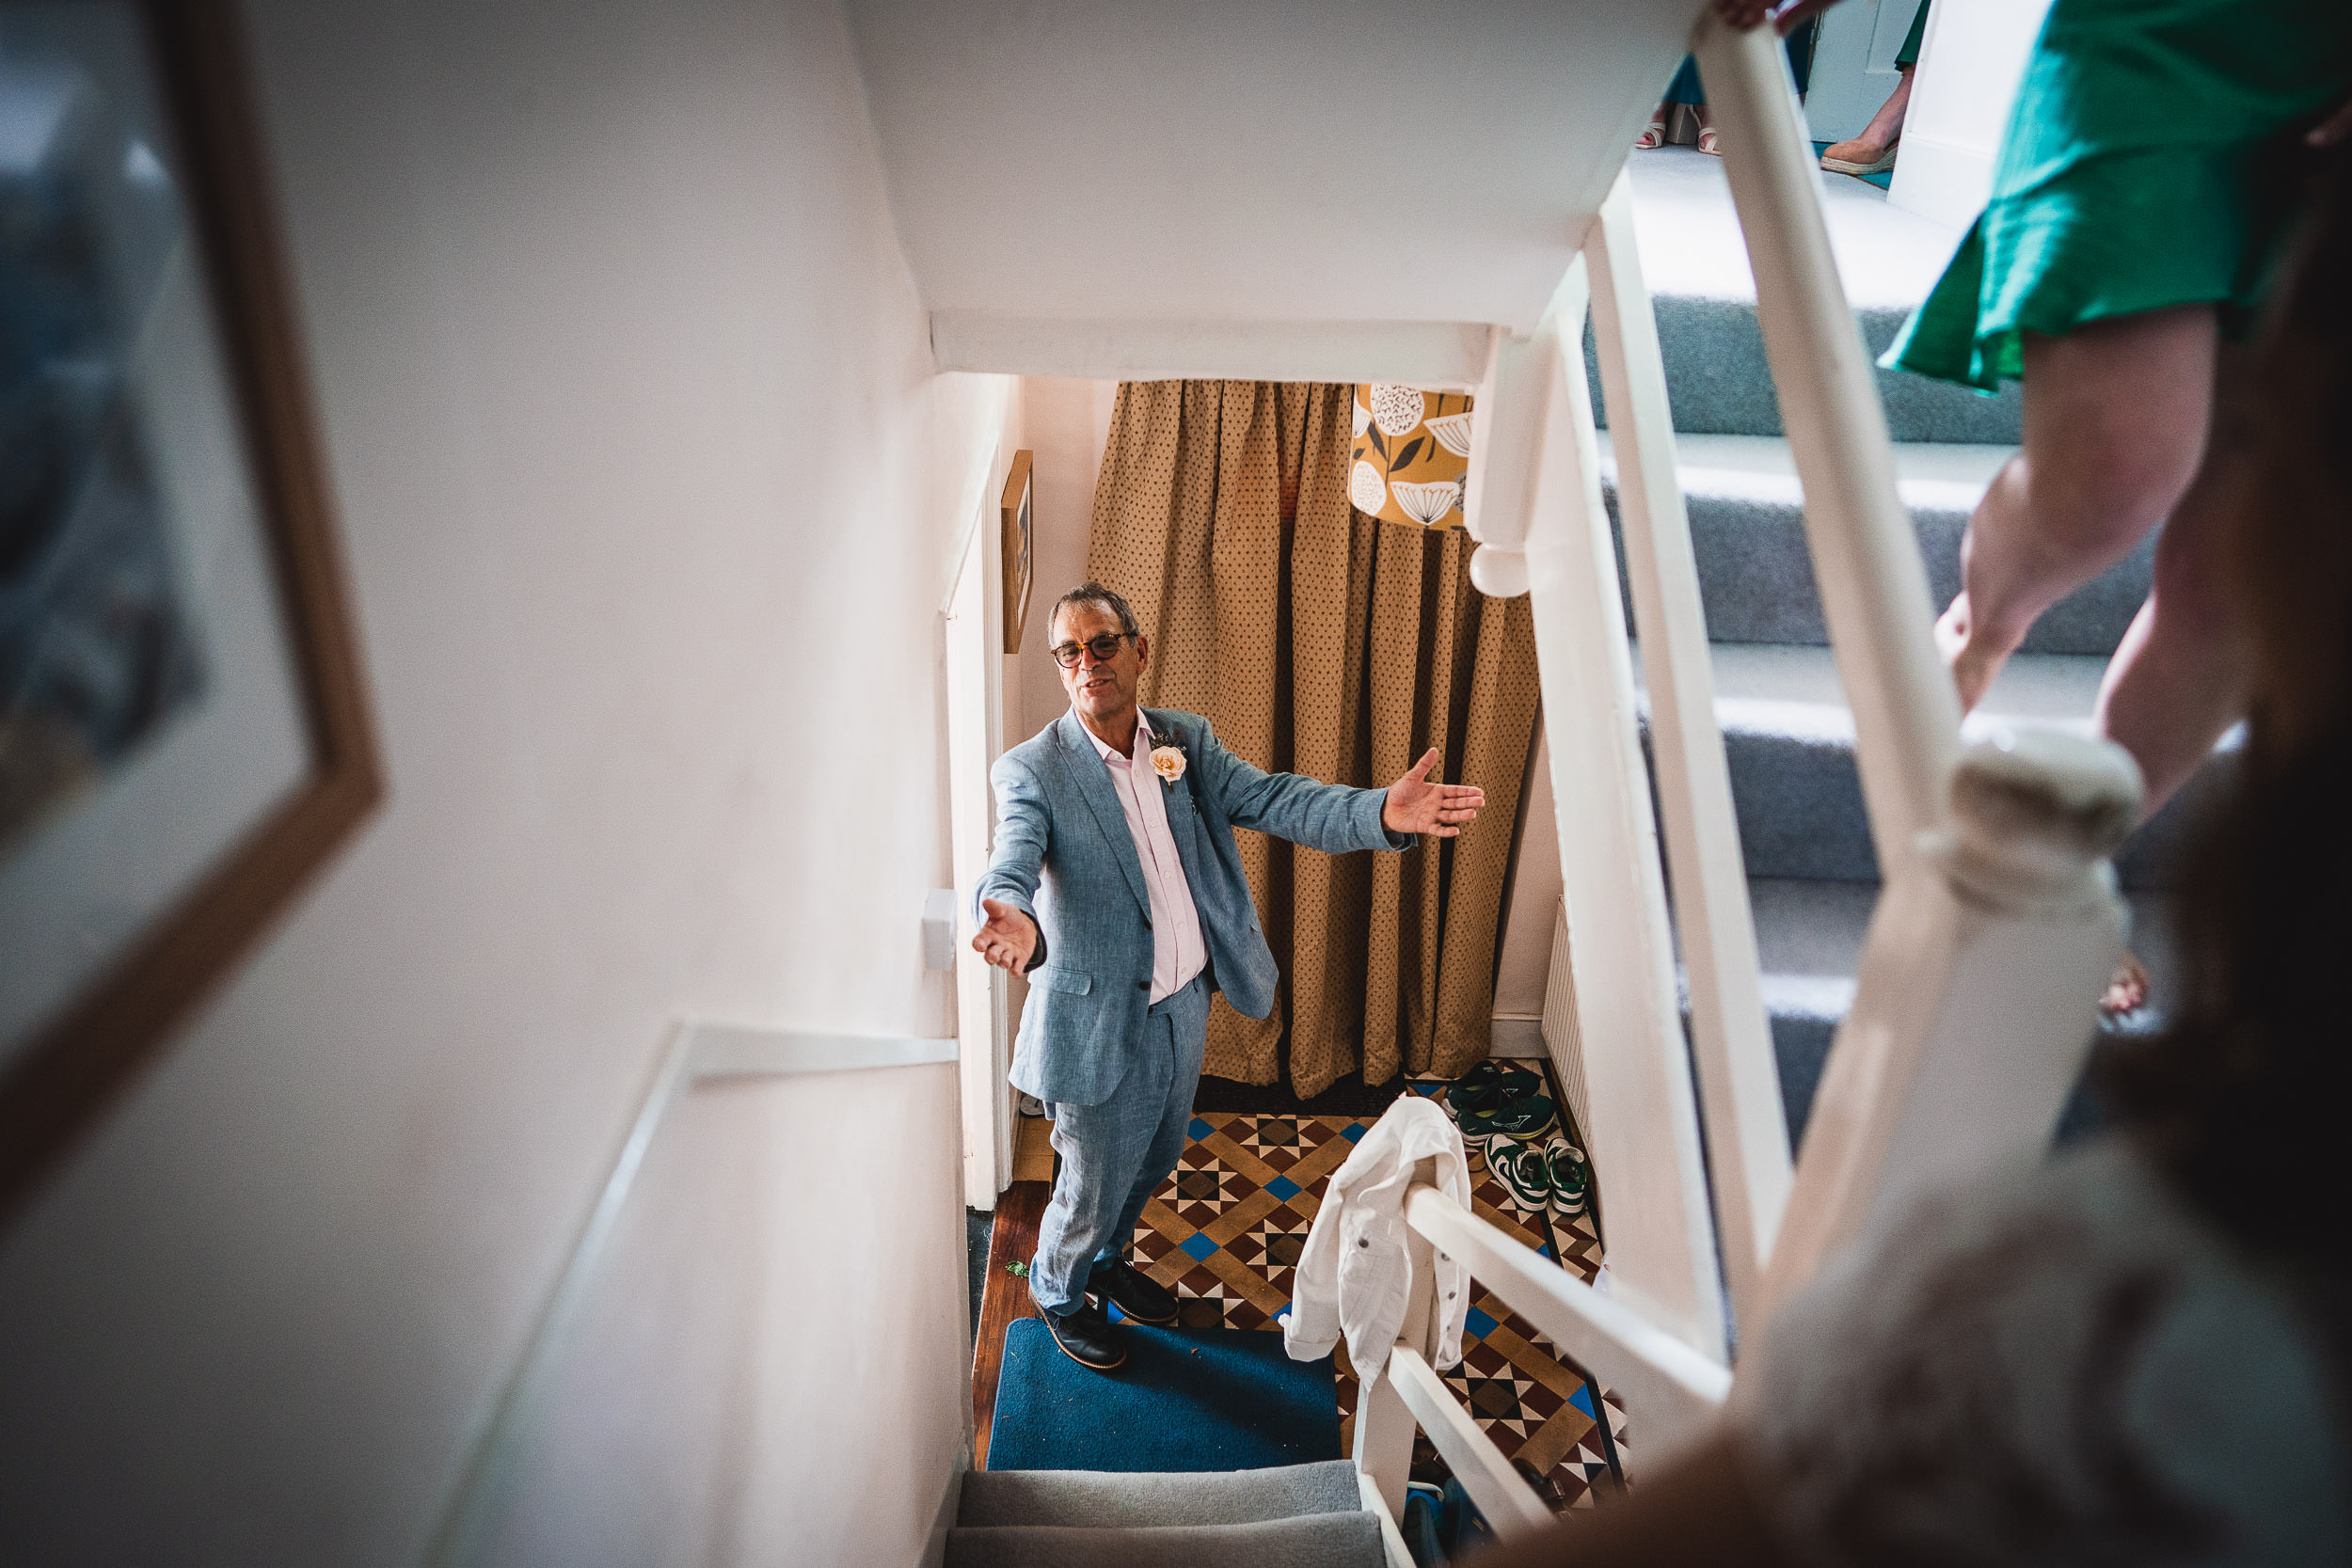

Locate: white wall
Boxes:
[1491,729,1564,1022]
[0,3,987,1564]
[472,1066,967,1568]
[1889,0,2054,228]
[1010,377,1118,744]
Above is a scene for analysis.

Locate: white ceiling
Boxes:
[843,0,1700,383]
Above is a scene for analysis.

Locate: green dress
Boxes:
[1887,0,2352,392]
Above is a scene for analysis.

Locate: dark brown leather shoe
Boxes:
[1089,1255,1179,1326]
[1042,1296,1125,1370]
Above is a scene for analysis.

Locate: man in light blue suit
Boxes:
[974,583,1483,1370]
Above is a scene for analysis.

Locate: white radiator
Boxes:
[1540,896,1593,1139]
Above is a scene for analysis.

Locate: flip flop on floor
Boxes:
[1448,1061,1542,1117]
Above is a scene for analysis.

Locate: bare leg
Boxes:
[2094,349,2254,822]
[1939,308,2219,712]
[2088,350,2254,1014]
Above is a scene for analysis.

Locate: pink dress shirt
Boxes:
[1084,713,1208,1004]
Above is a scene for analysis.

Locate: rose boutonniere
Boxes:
[1150,742,1187,786]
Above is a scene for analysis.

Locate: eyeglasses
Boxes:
[1050,631,1134,670]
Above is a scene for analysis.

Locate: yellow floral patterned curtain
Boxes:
[1348,385,1474,528]
[1087,380,1541,1096]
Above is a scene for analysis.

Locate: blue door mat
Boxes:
[987,1317,1342,1472]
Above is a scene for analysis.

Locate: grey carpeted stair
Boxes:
[958,1460,1363,1529]
[945,1514,1385,1568]
[1600,434,2154,655]
[1734,879,2179,1145]
[1585,148,2023,445]
[1608,149,2213,1148]
[1588,298,2024,445]
[947,1464,1382,1568]
[1634,641,2235,890]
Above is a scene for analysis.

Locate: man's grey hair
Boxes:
[1048,581,1141,643]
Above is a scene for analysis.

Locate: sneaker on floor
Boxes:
[1544,1137,1591,1220]
[1017,1092,1047,1118]
[1041,1295,1125,1371]
[1489,1136,1554,1214]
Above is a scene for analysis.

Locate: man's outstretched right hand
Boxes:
[973,897,1039,974]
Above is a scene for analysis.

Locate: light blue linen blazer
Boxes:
[976,708,1409,1106]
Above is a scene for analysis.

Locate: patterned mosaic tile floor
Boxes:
[1131,1074,1629,1509]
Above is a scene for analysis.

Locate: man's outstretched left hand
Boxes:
[1382,748,1485,839]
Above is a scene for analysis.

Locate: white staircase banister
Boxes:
[1403,1184,1730,1459]
[1386,1344,1557,1540]
[1693,14,1962,858]
[1583,166,1793,1323]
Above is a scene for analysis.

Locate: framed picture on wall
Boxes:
[0,0,381,1220]
[1000,449,1034,654]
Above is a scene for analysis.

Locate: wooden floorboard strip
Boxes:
[970,1180,1049,1471]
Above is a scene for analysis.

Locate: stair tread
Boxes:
[1746,876,2179,1006]
[1626,146,1963,315]
[1645,640,2246,746]
[1598,146,2022,444]
[1599,430,2012,507]
[946,1512,1385,1568]
[1632,641,2233,888]
[959,1460,1363,1530]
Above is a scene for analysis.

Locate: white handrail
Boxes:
[1405,1186,1730,1452]
[1343,1174,1732,1537]
[1692,16,1961,858]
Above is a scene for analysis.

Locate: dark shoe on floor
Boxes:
[1089,1255,1179,1325]
[1448,1060,1542,1117]
[1043,1296,1126,1370]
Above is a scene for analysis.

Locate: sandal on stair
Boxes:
[1820,135,1899,176]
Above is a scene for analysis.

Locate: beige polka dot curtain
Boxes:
[1087,380,1542,1097]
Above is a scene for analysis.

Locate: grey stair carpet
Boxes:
[1634,641,2234,889]
[1735,879,2179,1146]
[1599,433,2153,655]
[945,1513,1385,1568]
[1585,149,2022,446]
[1604,148,2201,1157]
[958,1460,1362,1530]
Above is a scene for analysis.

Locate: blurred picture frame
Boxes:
[0,0,379,1220]
[1000,448,1033,655]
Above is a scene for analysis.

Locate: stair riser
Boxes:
[1760,1010,2127,1150]
[1585,302,2025,446]
[1641,719,2230,889]
[1604,484,2155,656]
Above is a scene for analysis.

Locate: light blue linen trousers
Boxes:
[1030,973,1209,1314]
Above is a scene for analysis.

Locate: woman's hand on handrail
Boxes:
[1711,0,1845,35]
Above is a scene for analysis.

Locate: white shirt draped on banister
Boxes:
[1279,1096,1472,1388]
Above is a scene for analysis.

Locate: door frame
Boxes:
[946,446,1018,1209]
